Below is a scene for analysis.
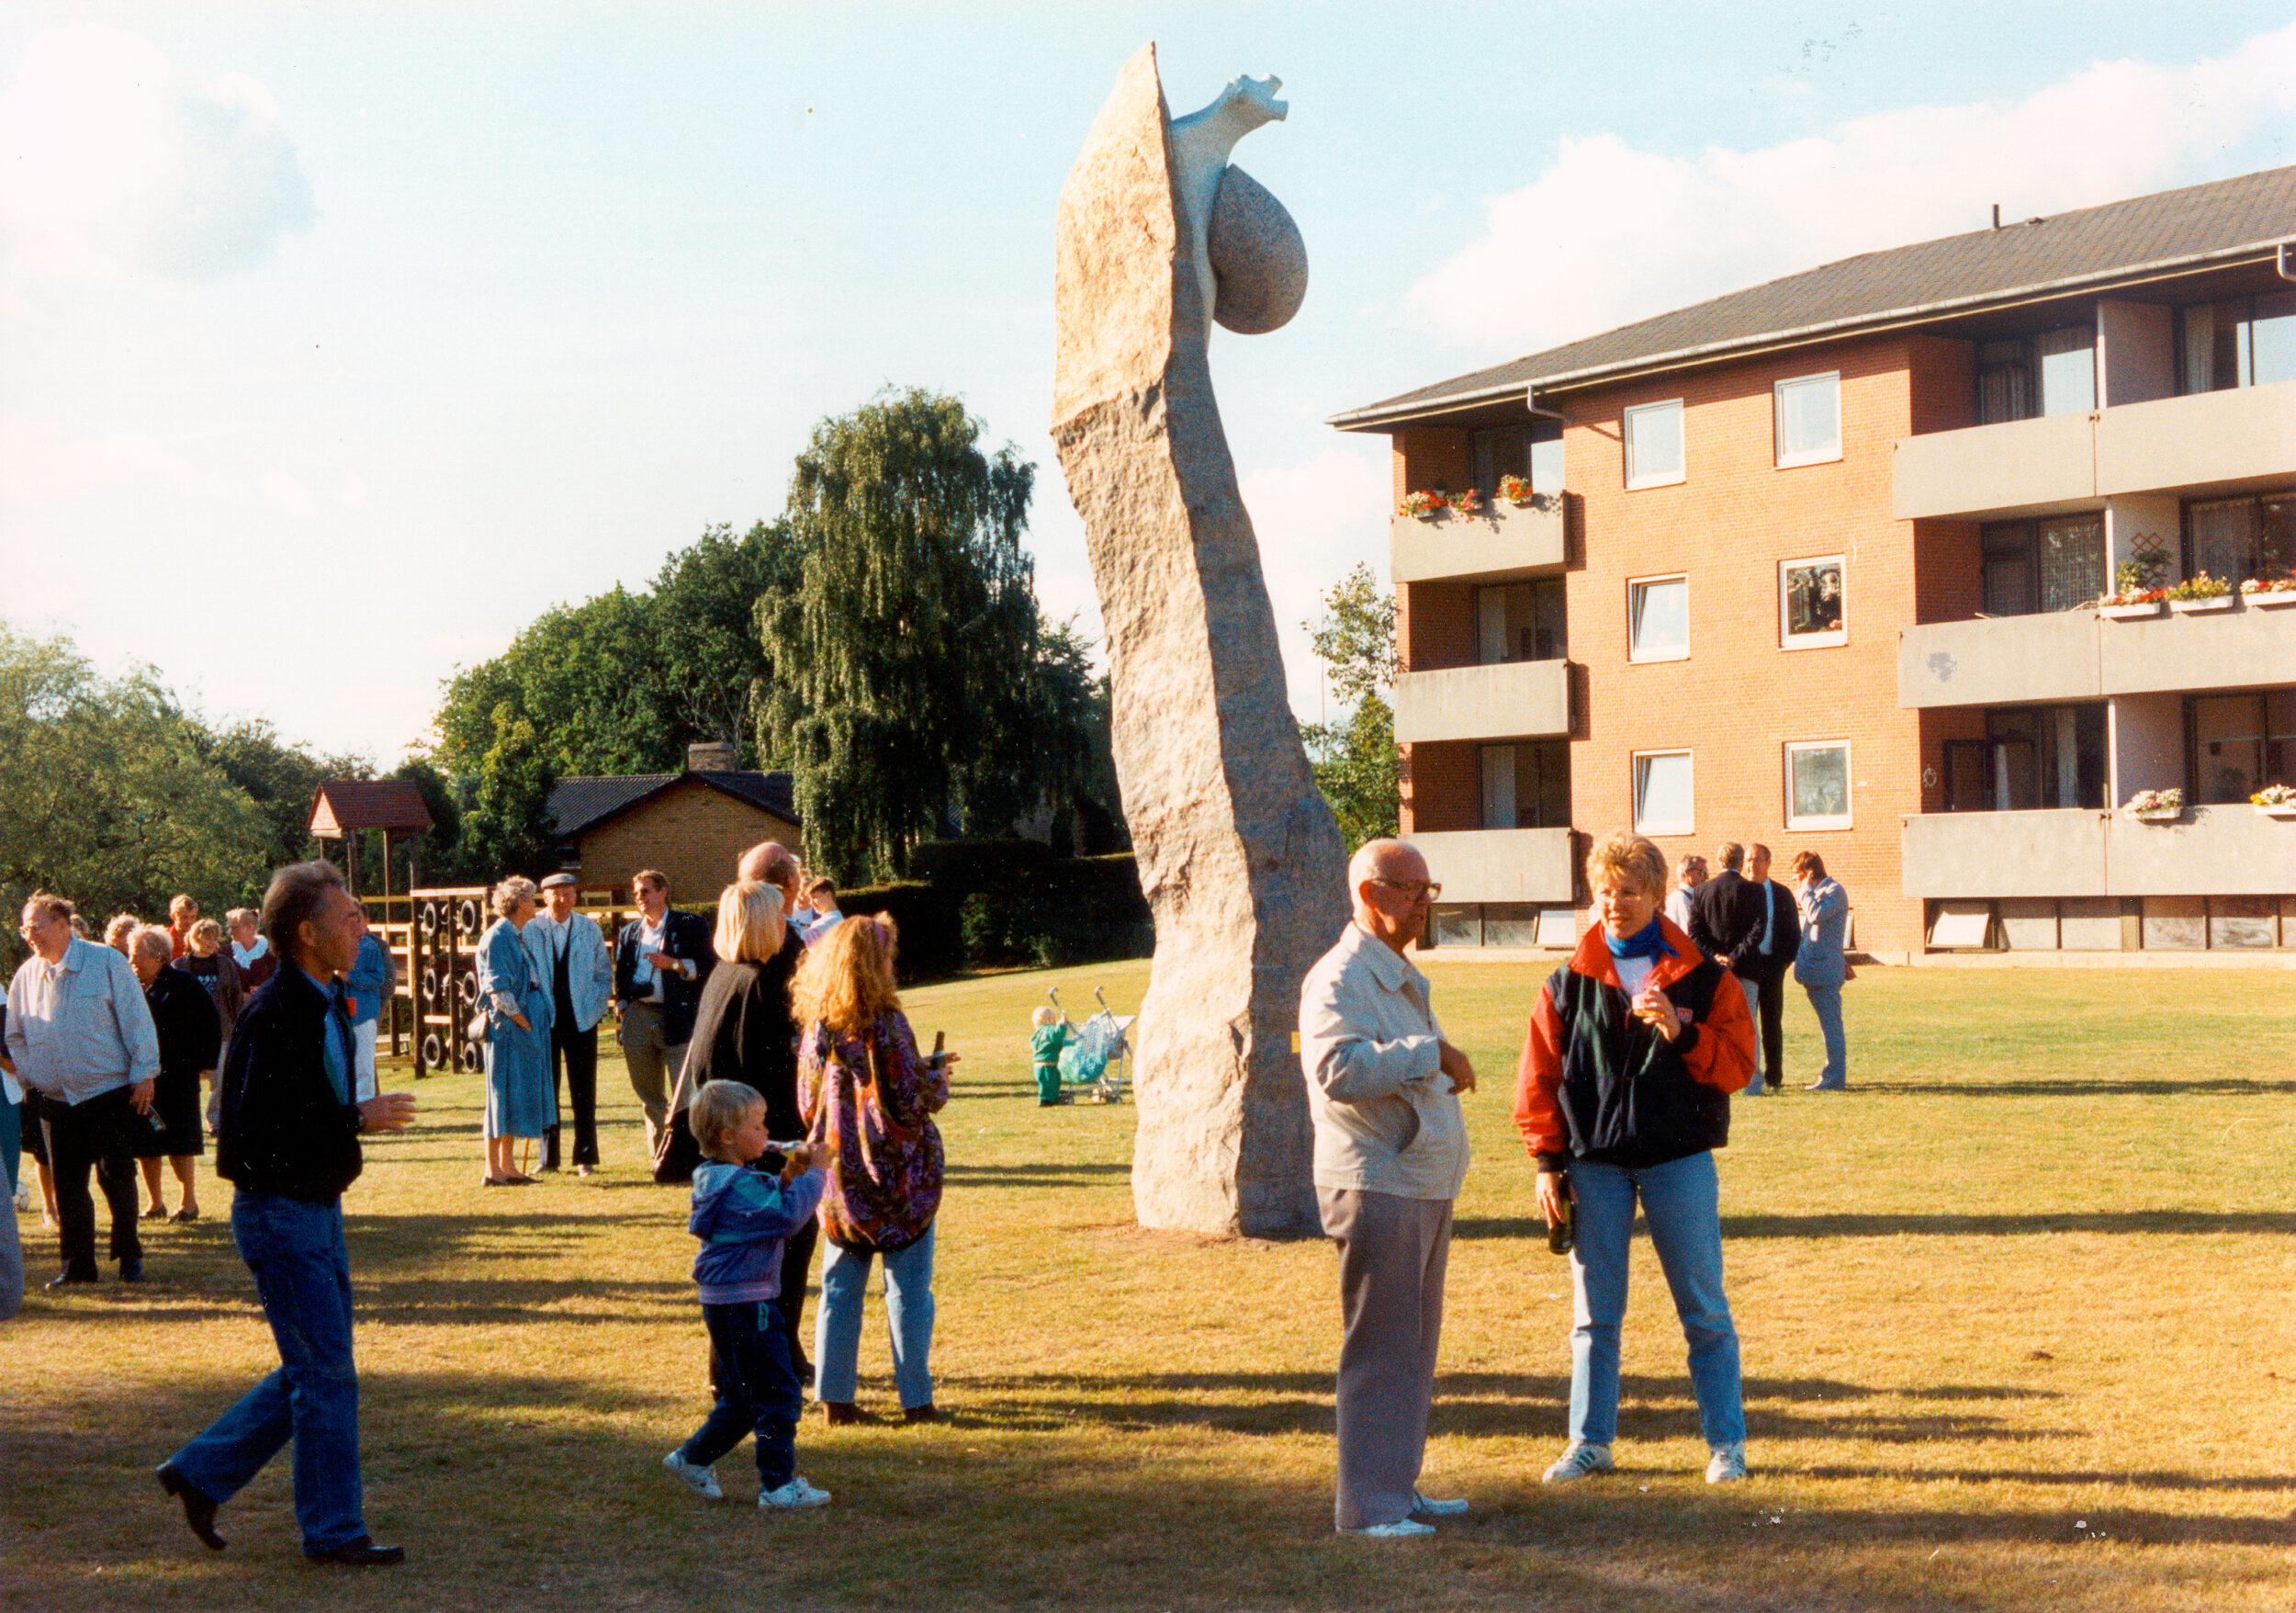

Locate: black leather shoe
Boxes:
[44,1269,97,1290]
[306,1536,404,1566]
[118,1260,145,1283]
[157,1461,226,1551]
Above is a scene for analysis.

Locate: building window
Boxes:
[1774,372,1841,467]
[1779,556,1846,648]
[2184,491,2293,588]
[1474,579,1567,664]
[1784,742,1851,829]
[1480,739,1570,829]
[1941,705,2108,811]
[1976,325,2096,423]
[1632,750,1694,836]
[1981,514,2103,616]
[1627,574,1688,661]
[2188,689,2296,806]
[1624,400,1684,489]
[2178,292,2296,393]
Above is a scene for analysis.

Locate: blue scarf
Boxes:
[1604,917,1674,961]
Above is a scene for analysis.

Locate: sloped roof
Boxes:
[546,770,798,839]
[1334,164,2296,427]
[309,780,434,836]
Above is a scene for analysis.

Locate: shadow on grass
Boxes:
[1802,1463,2296,1492]
[943,1162,1131,1188]
[1455,1209,2296,1240]
[1856,1078,2296,1097]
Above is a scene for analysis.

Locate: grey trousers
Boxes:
[618,1002,685,1158]
[1319,1186,1452,1530]
[0,1185,20,1321]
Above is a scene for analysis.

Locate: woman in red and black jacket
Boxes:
[1514,830,1757,1489]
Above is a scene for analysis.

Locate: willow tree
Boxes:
[758,389,1040,883]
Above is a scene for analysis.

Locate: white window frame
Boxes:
[1632,750,1695,837]
[1627,573,1690,663]
[1778,555,1847,649]
[1773,371,1842,468]
[1784,740,1853,829]
[1623,400,1685,490]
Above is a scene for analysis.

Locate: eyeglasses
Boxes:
[1370,878,1441,902]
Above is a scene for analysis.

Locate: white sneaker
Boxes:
[1541,1440,1615,1484]
[759,1475,832,1510]
[1412,1489,1470,1517]
[1705,1442,1748,1483]
[663,1449,723,1500]
[1338,1518,1435,1539]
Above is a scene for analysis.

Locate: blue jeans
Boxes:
[169,1192,368,1553]
[814,1224,936,1410]
[1802,982,1847,1087]
[1565,1151,1744,1449]
[683,1299,801,1488]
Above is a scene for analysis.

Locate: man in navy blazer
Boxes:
[1747,845,1803,1100]
[612,868,715,1159]
[528,874,614,1175]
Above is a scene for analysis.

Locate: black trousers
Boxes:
[542,1021,599,1170]
[42,1087,141,1276]
[1757,970,1787,1089]
[780,1216,818,1378]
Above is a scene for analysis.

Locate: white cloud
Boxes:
[0,25,315,285]
[1409,22,2296,353]
[1239,442,1393,721]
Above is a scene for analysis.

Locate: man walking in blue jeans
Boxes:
[157,861,416,1566]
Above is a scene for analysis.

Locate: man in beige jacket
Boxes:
[1299,839,1476,1539]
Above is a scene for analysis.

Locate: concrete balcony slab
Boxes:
[1394,658,1571,743]
[1892,412,2097,522]
[2099,603,2296,694]
[1404,828,1577,905]
[1390,497,1565,584]
[1897,612,2102,709]
[1901,806,2293,898]
[2097,379,2296,499]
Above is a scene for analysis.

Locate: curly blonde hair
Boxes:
[1585,830,1668,898]
[790,911,900,1038]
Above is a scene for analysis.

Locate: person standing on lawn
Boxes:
[1747,845,1801,1100]
[526,874,613,1175]
[158,859,417,1566]
[1792,852,1851,1090]
[1299,838,1476,1540]
[1517,831,1755,1488]
[613,869,715,1161]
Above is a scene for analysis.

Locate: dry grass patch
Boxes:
[3,959,2291,1610]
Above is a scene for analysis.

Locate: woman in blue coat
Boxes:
[1791,852,1851,1091]
[477,877,555,1184]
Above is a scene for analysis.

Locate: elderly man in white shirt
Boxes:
[1299,839,1477,1540]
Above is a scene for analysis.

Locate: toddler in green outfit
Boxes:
[1030,1006,1069,1107]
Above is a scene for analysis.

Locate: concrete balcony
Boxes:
[1899,600,2296,709]
[1901,806,2294,898]
[1405,828,1577,904]
[1390,496,1566,584]
[1893,379,2296,521]
[1394,658,1571,743]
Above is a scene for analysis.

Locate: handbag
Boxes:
[467,1009,490,1043]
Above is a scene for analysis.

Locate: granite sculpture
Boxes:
[1052,45,1346,1238]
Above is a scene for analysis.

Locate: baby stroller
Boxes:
[1046,987,1134,1104]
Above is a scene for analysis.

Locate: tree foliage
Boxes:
[757,389,1044,883]
[1301,563,1401,849]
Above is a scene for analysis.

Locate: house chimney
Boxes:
[1991,204,2000,230]
[686,739,739,773]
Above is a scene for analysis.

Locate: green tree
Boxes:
[1301,563,1401,849]
[199,716,369,871]
[757,389,1040,883]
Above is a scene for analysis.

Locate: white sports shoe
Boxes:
[1338,1518,1435,1539]
[662,1449,723,1500]
[1705,1443,1748,1483]
[1541,1441,1615,1484]
[1412,1489,1470,1517]
[759,1475,832,1510]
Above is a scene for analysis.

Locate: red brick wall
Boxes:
[1398,581,1477,671]
[1399,740,1480,834]
[1395,429,1472,506]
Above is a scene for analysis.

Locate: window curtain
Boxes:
[2187,499,2257,584]
[2036,325,2096,416]
[2180,304,2216,395]
[2038,516,2102,611]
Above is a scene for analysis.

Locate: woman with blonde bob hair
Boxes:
[1514,830,1757,1488]
[476,876,553,1185]
[793,915,955,1425]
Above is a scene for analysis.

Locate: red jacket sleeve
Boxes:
[1682,963,1757,1095]
[1513,978,1569,1160]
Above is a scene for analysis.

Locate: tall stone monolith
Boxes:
[1051,44,1346,1238]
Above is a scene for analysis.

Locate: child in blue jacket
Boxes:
[663,1079,832,1510]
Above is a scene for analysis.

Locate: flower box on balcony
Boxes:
[2099,601,2163,620]
[2257,804,2296,819]
[2167,595,2234,615]
[2131,809,2181,823]
[2245,589,2296,609]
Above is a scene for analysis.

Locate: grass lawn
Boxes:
[5,959,2292,1611]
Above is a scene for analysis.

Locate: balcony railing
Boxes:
[1899,598,2296,708]
[1394,658,1571,744]
[1893,379,2296,522]
[1404,827,1577,905]
[1901,806,2293,898]
[1390,495,1566,584]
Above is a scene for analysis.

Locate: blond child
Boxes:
[663,1079,833,1509]
[1030,1005,1069,1107]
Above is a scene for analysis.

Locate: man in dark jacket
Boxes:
[1747,845,1802,1100]
[613,868,715,1160]
[1686,843,1769,1094]
[158,861,415,1567]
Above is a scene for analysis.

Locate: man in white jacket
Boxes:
[525,875,615,1175]
[1298,839,1476,1540]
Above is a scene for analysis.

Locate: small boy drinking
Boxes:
[1030,1005,1069,1107]
[663,1079,833,1510]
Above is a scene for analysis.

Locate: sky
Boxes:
[3,3,2292,765]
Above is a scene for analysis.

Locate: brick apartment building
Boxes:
[1331,166,2295,959]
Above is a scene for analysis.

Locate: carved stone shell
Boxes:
[1207,164,1307,334]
